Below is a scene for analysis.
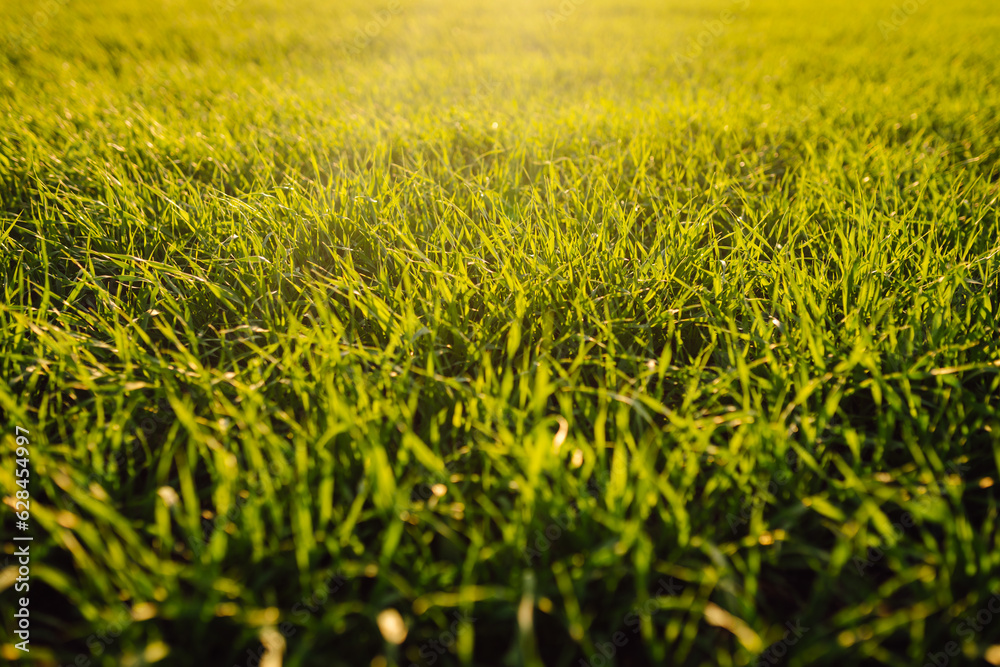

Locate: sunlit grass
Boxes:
[1,0,999,665]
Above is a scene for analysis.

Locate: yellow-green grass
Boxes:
[1,0,999,665]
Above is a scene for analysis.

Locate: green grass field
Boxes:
[2,0,1000,665]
